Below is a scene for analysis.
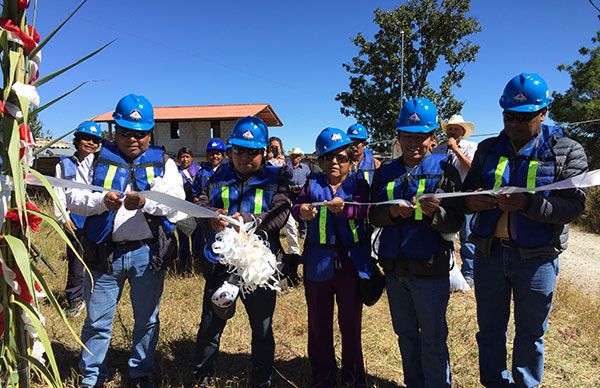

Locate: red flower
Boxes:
[18,0,30,10]
[5,201,43,232]
[0,18,40,53]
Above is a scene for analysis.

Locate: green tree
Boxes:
[336,0,481,150]
[550,31,600,168]
[28,112,50,139]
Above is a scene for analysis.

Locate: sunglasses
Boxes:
[232,145,263,156]
[79,134,101,144]
[117,128,150,139]
[502,110,540,123]
[320,153,350,163]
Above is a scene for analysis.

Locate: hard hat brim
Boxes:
[317,139,352,157]
[347,134,368,140]
[229,138,267,149]
[114,116,154,131]
[396,124,438,133]
[502,103,547,113]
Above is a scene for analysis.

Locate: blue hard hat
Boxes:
[315,127,353,157]
[75,121,102,139]
[347,123,368,140]
[207,138,226,152]
[112,94,155,131]
[225,137,232,150]
[229,116,269,149]
[500,73,550,112]
[396,98,439,133]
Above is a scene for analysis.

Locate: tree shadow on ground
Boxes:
[52,338,401,387]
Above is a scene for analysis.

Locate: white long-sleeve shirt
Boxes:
[66,152,185,242]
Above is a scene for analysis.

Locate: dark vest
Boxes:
[204,162,282,263]
[303,173,373,282]
[471,125,563,249]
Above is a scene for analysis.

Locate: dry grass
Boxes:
[27,202,600,387]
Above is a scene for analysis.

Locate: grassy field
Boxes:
[29,213,600,387]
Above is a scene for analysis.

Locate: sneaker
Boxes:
[195,376,213,388]
[66,298,85,318]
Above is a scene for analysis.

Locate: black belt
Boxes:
[114,239,153,251]
[494,237,517,248]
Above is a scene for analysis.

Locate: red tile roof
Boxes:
[91,103,283,127]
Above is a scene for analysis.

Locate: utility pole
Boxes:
[400,30,405,110]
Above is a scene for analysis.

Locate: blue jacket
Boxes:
[302,173,373,282]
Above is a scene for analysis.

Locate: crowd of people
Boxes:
[53,72,589,388]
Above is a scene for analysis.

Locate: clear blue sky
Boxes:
[34,0,598,153]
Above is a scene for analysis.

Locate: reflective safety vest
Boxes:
[471,125,563,249]
[191,161,224,198]
[84,142,174,243]
[303,173,373,282]
[374,153,450,261]
[204,162,281,263]
[357,148,376,185]
[59,155,86,229]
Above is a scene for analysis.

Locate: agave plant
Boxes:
[0,1,112,386]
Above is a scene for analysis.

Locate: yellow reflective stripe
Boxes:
[414,178,426,221]
[319,207,327,244]
[493,157,509,190]
[145,166,155,181]
[221,186,230,210]
[348,219,360,243]
[254,188,263,214]
[363,171,370,184]
[526,160,539,193]
[103,165,118,189]
[386,182,395,201]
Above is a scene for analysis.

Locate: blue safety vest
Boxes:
[303,173,373,282]
[470,125,563,249]
[84,142,175,243]
[59,155,86,229]
[375,153,450,261]
[203,162,281,263]
[191,161,224,198]
[357,148,376,185]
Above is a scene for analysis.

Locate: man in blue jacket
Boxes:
[464,73,588,388]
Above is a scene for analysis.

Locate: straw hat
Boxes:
[441,114,475,138]
[288,147,304,156]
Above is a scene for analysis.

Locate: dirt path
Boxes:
[559,227,600,296]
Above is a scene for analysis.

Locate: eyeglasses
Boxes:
[320,153,350,163]
[116,127,150,139]
[232,145,263,156]
[502,110,540,123]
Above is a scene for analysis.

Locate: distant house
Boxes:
[91,103,283,158]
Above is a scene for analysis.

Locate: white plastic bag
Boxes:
[449,252,471,292]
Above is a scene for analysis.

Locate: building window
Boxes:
[211,120,221,138]
[170,122,179,139]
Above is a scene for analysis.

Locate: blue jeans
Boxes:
[460,213,476,279]
[79,244,165,386]
[385,274,451,388]
[474,243,558,388]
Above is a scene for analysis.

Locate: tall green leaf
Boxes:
[3,236,35,302]
[12,300,61,387]
[33,39,116,88]
[27,0,87,60]
[31,80,94,117]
